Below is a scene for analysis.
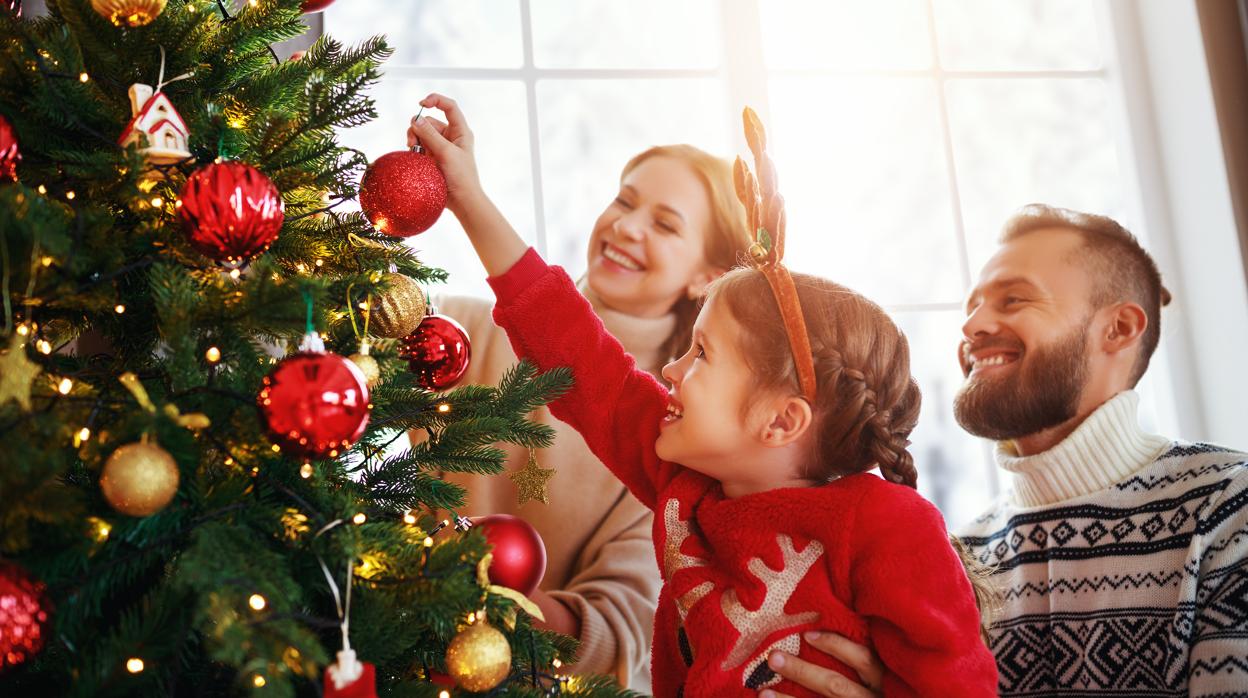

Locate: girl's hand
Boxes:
[407,93,484,216]
[758,632,884,698]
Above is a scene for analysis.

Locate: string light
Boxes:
[403,510,417,525]
[79,72,89,82]
[126,657,145,673]
[57,377,73,395]
[552,658,562,669]
[15,323,29,336]
[352,512,367,525]
[314,259,324,268]
[87,516,110,542]
[35,339,52,354]
[252,675,266,687]
[65,191,75,200]
[75,426,91,446]
[40,256,53,267]
[150,196,163,208]
[270,444,281,453]
[248,594,267,611]
[36,185,46,195]
[439,692,450,698]
[205,346,221,363]
[436,403,451,413]
[423,536,433,548]
[466,612,476,624]
[223,456,234,466]
[114,304,126,314]
[299,463,313,479]
[229,268,241,280]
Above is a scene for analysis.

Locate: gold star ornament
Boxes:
[508,449,555,505]
[0,334,41,412]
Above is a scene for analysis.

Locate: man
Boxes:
[759,205,1248,697]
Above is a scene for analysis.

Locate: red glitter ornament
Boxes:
[0,115,20,183]
[257,337,371,460]
[358,149,446,237]
[399,314,470,391]
[178,161,284,265]
[0,560,50,671]
[473,515,546,596]
[2,0,19,18]
[301,0,336,12]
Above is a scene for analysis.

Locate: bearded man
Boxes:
[759,205,1248,698]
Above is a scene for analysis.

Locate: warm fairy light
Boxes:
[439,692,449,698]
[252,675,266,687]
[320,333,329,340]
[57,377,73,395]
[437,403,451,413]
[248,594,267,611]
[250,466,260,476]
[35,339,52,354]
[16,324,29,336]
[314,259,324,268]
[423,536,433,548]
[150,196,163,208]
[403,510,417,525]
[299,464,313,479]
[205,346,221,363]
[87,516,110,542]
[229,268,242,280]
[295,263,307,273]
[357,300,369,310]
[466,612,476,624]
[40,256,53,267]
[65,191,75,200]
[126,657,144,673]
[76,426,91,444]
[36,185,47,195]
[352,512,367,525]
[224,456,235,466]
[271,444,281,453]
[552,658,562,669]
[79,72,89,82]
[114,304,126,314]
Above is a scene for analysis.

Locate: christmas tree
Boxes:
[0,1,631,695]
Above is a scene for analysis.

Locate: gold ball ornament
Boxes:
[91,0,166,27]
[445,617,511,691]
[99,441,180,517]
[368,273,426,339]
[348,352,381,388]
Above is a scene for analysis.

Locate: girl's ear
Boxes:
[759,395,813,448]
[686,266,726,300]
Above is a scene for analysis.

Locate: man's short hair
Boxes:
[1000,204,1172,385]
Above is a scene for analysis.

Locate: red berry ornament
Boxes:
[258,338,371,460]
[178,161,284,265]
[473,514,546,596]
[0,560,50,671]
[399,314,470,391]
[0,115,20,183]
[358,149,446,237]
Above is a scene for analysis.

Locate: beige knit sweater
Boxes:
[414,290,669,691]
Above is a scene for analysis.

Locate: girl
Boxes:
[405,122,752,687]
[410,94,998,697]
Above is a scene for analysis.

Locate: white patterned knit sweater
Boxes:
[959,391,1248,697]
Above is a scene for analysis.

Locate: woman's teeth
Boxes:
[603,246,642,271]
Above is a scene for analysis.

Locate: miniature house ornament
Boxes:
[118,82,191,165]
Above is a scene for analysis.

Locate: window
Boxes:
[326,0,1178,529]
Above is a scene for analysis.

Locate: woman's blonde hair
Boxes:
[619,145,752,361]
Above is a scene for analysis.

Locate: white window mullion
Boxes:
[519,0,549,256]
[718,0,771,149]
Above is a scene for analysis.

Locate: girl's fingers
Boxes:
[409,116,453,157]
[804,632,884,688]
[766,649,879,698]
[422,92,470,132]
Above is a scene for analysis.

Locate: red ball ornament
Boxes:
[257,338,371,460]
[2,0,19,18]
[301,0,335,12]
[0,560,50,671]
[0,115,20,183]
[399,314,470,391]
[178,161,284,265]
[358,149,447,237]
[473,514,546,596]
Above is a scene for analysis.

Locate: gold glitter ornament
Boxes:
[348,352,380,388]
[508,449,555,506]
[445,616,511,691]
[0,334,41,412]
[90,0,167,27]
[99,440,180,517]
[368,273,426,339]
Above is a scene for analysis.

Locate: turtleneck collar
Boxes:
[579,282,677,378]
[995,390,1171,507]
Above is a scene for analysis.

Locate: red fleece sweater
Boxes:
[489,249,998,697]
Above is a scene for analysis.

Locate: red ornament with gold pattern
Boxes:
[358,147,447,237]
[0,115,20,183]
[399,311,470,391]
[178,161,284,266]
[0,560,50,671]
[257,334,371,460]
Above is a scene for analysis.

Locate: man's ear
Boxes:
[1101,301,1147,355]
[758,395,814,448]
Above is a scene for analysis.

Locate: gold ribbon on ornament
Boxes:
[118,372,211,431]
[475,553,545,630]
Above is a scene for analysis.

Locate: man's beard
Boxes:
[953,323,1091,441]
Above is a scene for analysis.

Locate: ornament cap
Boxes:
[299,332,326,353]
[328,648,364,689]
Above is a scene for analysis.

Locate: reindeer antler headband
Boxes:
[733,107,817,402]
